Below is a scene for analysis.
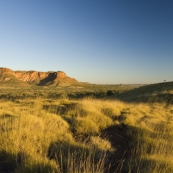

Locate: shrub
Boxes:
[73,117,99,135]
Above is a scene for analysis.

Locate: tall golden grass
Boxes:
[0,97,173,172]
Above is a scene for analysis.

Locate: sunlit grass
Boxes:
[0,90,173,172]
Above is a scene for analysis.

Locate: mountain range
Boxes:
[0,67,80,86]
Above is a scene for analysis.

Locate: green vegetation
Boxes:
[0,82,173,172]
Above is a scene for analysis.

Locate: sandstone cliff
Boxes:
[0,67,79,86]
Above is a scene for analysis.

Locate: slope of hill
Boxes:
[0,67,80,86]
[116,81,173,104]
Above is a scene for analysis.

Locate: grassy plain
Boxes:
[0,82,173,172]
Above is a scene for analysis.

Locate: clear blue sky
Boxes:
[0,0,173,84]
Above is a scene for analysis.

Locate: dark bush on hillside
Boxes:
[107,90,114,96]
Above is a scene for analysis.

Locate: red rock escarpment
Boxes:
[0,68,78,86]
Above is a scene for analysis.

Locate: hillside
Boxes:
[0,67,80,86]
[116,81,173,104]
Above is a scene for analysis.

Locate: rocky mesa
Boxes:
[0,67,79,86]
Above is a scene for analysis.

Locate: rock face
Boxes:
[0,68,14,75]
[0,67,79,86]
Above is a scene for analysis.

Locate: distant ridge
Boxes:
[0,67,80,86]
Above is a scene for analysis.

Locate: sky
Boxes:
[0,0,173,84]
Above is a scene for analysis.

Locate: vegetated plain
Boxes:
[0,82,173,173]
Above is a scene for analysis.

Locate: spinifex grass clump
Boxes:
[122,103,173,173]
[125,123,173,173]
[48,141,110,173]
